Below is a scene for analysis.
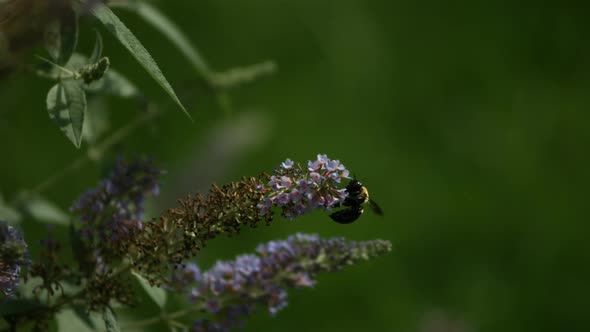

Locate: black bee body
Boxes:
[329,179,382,224]
[329,205,364,224]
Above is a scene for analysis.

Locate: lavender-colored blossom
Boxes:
[317,154,329,164]
[258,155,352,220]
[298,179,311,193]
[70,157,164,260]
[174,233,391,332]
[276,193,290,205]
[267,175,282,191]
[326,159,343,172]
[309,171,322,183]
[280,159,294,169]
[290,189,302,202]
[307,160,321,172]
[0,221,29,299]
[169,263,202,291]
[280,176,293,187]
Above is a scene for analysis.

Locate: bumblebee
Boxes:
[329,179,383,224]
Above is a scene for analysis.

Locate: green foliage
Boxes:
[0,299,46,316]
[102,306,121,332]
[117,1,213,79]
[57,307,97,332]
[132,271,167,308]
[46,80,87,148]
[12,1,589,332]
[89,30,103,65]
[19,196,70,225]
[44,5,78,66]
[82,98,110,144]
[0,194,21,225]
[91,3,191,120]
[84,67,140,98]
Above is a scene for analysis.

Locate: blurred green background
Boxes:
[2,1,590,331]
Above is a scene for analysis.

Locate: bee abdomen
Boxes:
[329,205,364,224]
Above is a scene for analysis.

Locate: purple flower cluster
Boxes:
[0,221,29,299]
[257,154,350,220]
[168,233,391,332]
[168,263,201,292]
[70,157,164,258]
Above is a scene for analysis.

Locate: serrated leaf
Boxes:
[44,6,78,65]
[22,197,69,225]
[89,30,103,64]
[47,80,87,148]
[122,1,212,78]
[102,306,120,332]
[132,271,167,308]
[92,4,191,120]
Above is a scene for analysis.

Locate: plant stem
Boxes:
[121,307,198,329]
[34,55,78,79]
[48,264,134,311]
[24,105,162,198]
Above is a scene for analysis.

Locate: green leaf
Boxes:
[89,30,104,65]
[85,69,140,98]
[68,305,97,331]
[21,196,69,225]
[70,223,93,275]
[132,271,167,308]
[63,53,139,99]
[66,53,89,71]
[47,80,87,148]
[0,299,46,316]
[102,306,120,332]
[44,6,78,65]
[57,306,99,332]
[120,1,212,79]
[0,194,22,224]
[83,97,110,144]
[92,4,191,120]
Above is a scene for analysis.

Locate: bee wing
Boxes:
[368,199,383,216]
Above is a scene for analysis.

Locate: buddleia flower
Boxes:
[168,233,391,332]
[257,154,350,220]
[131,155,353,284]
[69,155,359,292]
[0,221,29,299]
[70,157,164,262]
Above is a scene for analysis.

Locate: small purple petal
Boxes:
[309,172,323,183]
[316,154,329,164]
[280,159,294,169]
[307,160,321,172]
[290,189,302,202]
[280,176,293,187]
[341,169,351,179]
[277,193,290,205]
[326,159,341,172]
